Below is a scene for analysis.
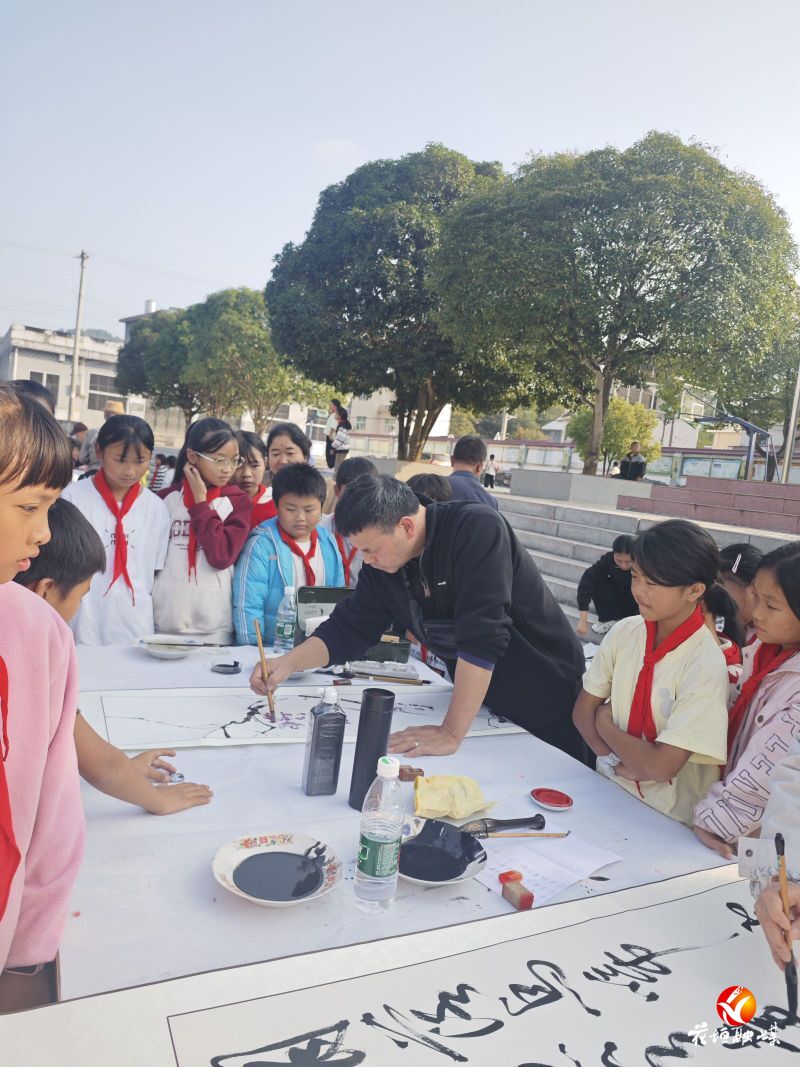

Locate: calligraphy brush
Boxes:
[775,833,798,1023]
[253,620,276,724]
[488,832,570,839]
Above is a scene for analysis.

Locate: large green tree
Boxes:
[568,397,661,473]
[265,143,536,459]
[116,309,201,427]
[116,289,324,433]
[431,131,799,474]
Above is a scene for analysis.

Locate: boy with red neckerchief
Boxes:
[234,464,344,645]
[62,415,170,645]
[573,520,728,827]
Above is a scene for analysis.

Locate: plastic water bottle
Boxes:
[354,756,404,913]
[273,586,297,653]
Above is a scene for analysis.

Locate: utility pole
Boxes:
[499,409,509,440]
[68,251,89,422]
[780,356,800,484]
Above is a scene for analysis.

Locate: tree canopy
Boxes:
[116,288,323,433]
[431,131,799,474]
[265,143,538,459]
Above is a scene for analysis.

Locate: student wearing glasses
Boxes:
[153,418,253,643]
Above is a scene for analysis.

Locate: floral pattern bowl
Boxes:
[212,831,343,909]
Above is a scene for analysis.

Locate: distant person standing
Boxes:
[619,441,646,481]
[324,399,343,470]
[448,435,499,511]
[331,408,351,473]
[483,454,497,489]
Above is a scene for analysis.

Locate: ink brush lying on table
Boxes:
[460,815,547,838]
[775,832,799,1023]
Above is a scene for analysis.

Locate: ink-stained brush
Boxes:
[775,832,798,1023]
[253,620,276,724]
[488,832,570,839]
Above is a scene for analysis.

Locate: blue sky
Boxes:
[2,0,799,336]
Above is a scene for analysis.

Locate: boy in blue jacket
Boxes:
[234,463,344,644]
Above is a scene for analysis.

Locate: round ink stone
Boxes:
[530,788,573,811]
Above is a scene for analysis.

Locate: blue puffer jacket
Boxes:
[233,517,345,645]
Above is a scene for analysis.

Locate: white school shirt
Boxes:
[289,536,326,590]
[485,460,497,476]
[583,615,728,827]
[319,513,363,588]
[62,479,171,645]
[152,490,237,643]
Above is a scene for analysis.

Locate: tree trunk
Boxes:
[583,369,613,476]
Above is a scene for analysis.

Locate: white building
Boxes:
[0,322,123,427]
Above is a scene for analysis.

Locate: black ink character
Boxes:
[725,900,760,934]
[210,1019,365,1066]
[501,960,601,1018]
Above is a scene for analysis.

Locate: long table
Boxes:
[60,645,729,1000]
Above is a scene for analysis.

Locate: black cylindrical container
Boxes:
[348,688,395,811]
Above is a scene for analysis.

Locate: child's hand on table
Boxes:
[145,781,214,816]
[693,825,736,860]
[130,749,179,782]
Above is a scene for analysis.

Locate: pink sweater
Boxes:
[0,582,84,969]
[693,642,800,844]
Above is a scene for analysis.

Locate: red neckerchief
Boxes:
[727,642,798,759]
[335,531,357,586]
[182,482,221,579]
[0,655,21,922]
[627,606,705,743]
[278,526,318,586]
[93,470,140,603]
[249,486,276,530]
[722,640,742,669]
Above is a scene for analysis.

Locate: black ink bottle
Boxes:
[301,688,346,796]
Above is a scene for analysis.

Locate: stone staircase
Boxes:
[497,493,792,640]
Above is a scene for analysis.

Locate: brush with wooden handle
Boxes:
[776,833,798,1023]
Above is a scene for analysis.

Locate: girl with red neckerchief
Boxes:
[694,542,800,858]
[573,520,728,827]
[153,419,252,645]
[0,387,84,1012]
[233,431,275,530]
[62,415,170,645]
[319,456,378,588]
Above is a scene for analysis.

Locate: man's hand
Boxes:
[388,724,460,758]
[755,882,800,969]
[130,749,178,782]
[249,655,294,696]
[693,825,736,860]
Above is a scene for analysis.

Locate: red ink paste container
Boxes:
[530,787,573,812]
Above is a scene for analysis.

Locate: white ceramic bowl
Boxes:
[212,831,343,909]
[138,639,191,660]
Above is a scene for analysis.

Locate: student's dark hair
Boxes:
[406,473,453,502]
[452,435,487,465]
[632,519,720,591]
[756,542,800,622]
[13,498,105,593]
[8,378,56,414]
[335,457,378,488]
[174,418,237,485]
[97,414,155,459]
[266,422,312,459]
[330,398,342,409]
[272,462,327,506]
[701,583,746,648]
[155,453,167,463]
[335,474,419,537]
[719,542,763,586]
[166,455,177,468]
[612,534,636,555]
[0,385,73,490]
[237,430,268,464]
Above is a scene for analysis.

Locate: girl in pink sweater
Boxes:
[694,541,800,857]
[0,386,84,1012]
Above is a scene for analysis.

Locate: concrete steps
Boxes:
[498,491,794,645]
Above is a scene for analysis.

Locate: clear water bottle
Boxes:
[273,586,297,653]
[354,756,404,913]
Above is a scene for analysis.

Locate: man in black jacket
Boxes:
[576,534,639,637]
[250,475,587,762]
